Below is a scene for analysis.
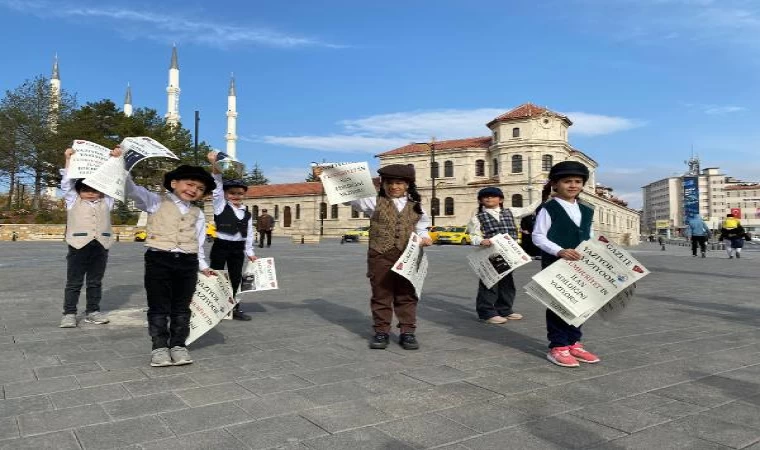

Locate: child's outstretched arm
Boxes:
[467,213,488,247]
[194,213,213,275]
[124,174,161,213]
[60,148,77,210]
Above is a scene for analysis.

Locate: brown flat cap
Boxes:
[378,164,415,183]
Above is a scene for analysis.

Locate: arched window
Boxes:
[512,127,520,138]
[430,197,440,216]
[351,208,359,218]
[511,155,523,173]
[444,160,453,178]
[542,155,553,172]
[319,202,327,219]
[475,159,485,177]
[331,204,339,219]
[274,205,279,220]
[512,194,523,208]
[295,204,301,220]
[283,206,292,227]
[492,158,499,175]
[444,197,454,216]
[430,161,439,179]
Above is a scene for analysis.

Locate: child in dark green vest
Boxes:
[532,161,601,368]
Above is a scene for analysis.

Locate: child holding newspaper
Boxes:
[532,161,600,368]
[347,165,432,351]
[467,187,540,324]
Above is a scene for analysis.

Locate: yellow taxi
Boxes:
[134,230,147,242]
[343,226,370,243]
[436,226,472,245]
[427,226,446,244]
[206,223,217,241]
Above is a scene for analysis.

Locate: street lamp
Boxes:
[430,138,436,226]
[310,162,325,236]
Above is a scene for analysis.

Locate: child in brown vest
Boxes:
[348,164,433,350]
[126,165,215,367]
[59,146,122,328]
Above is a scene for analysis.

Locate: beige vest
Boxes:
[146,197,200,253]
[369,197,421,254]
[66,197,113,250]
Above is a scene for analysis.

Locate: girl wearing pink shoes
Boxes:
[532,161,601,368]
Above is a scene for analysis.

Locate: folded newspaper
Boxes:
[186,270,237,345]
[239,258,279,293]
[524,236,649,326]
[467,233,532,288]
[391,233,429,298]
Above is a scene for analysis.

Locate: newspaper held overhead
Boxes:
[121,137,179,171]
[524,236,649,327]
[68,140,112,179]
[391,233,429,298]
[186,270,237,345]
[239,258,279,293]
[319,162,377,205]
[467,233,532,289]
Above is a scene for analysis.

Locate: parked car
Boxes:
[206,223,216,242]
[343,226,370,242]
[436,226,471,245]
[427,226,446,244]
[134,230,147,242]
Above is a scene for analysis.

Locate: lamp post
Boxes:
[429,137,436,226]
[193,110,200,165]
[310,162,325,236]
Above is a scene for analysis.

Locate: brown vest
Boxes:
[146,196,200,253]
[65,197,113,250]
[369,197,421,253]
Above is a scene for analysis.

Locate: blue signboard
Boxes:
[683,176,699,221]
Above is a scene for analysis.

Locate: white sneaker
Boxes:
[170,346,193,366]
[59,314,77,328]
[84,311,109,324]
[150,348,173,367]
[484,316,508,324]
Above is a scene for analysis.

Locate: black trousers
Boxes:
[144,251,198,349]
[258,230,272,247]
[691,236,707,255]
[475,273,516,320]
[542,254,582,348]
[210,238,244,297]
[64,241,109,314]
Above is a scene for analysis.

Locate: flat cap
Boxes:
[377,164,415,183]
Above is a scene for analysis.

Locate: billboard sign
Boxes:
[683,176,699,221]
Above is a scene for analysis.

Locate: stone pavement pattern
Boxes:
[0,239,758,449]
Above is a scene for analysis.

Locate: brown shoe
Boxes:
[484,316,508,324]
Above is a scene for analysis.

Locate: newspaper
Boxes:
[524,236,649,326]
[122,136,179,171]
[467,233,532,289]
[239,258,279,293]
[68,140,112,178]
[391,233,429,298]
[186,270,237,345]
[319,162,377,204]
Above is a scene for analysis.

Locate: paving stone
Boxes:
[49,384,131,408]
[0,430,81,450]
[225,414,328,449]
[569,402,671,433]
[352,373,431,395]
[0,395,53,418]
[466,372,546,395]
[294,366,369,385]
[174,382,257,407]
[4,375,80,398]
[102,392,187,420]
[701,400,760,430]
[302,427,416,450]
[596,425,739,450]
[659,414,760,449]
[294,380,376,406]
[458,426,573,450]
[56,350,121,365]
[159,401,252,435]
[300,400,389,433]
[437,401,536,432]
[646,399,709,419]
[236,374,313,395]
[18,404,109,436]
[186,367,251,386]
[35,362,104,380]
[0,367,36,384]
[122,374,198,396]
[0,416,19,440]
[611,393,678,411]
[75,368,148,387]
[376,413,479,448]
[402,365,470,385]
[74,416,174,449]
[235,391,321,420]
[141,428,248,450]
[653,381,742,407]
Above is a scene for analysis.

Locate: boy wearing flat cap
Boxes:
[126,165,215,367]
[207,151,256,320]
[347,164,433,350]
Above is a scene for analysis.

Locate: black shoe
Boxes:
[737,253,741,259]
[399,333,419,350]
[232,307,252,321]
[369,332,389,349]
[701,252,706,258]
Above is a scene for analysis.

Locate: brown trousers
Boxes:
[367,248,418,334]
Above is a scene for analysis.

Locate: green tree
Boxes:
[242,163,269,185]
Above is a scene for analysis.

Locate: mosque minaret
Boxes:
[225,74,238,159]
[165,45,180,126]
[124,83,133,117]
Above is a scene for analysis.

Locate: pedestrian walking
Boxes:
[256,209,274,248]
[720,214,746,259]
[685,213,711,258]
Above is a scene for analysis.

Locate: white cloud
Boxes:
[0,0,342,49]
[257,108,642,153]
[703,105,747,115]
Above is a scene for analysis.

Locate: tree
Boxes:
[305,171,319,182]
[242,163,269,185]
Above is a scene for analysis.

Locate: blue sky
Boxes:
[2,0,759,208]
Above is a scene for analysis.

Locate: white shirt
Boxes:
[60,168,115,211]
[125,176,209,270]
[532,197,591,257]
[467,200,542,246]
[348,196,431,238]
[211,174,255,257]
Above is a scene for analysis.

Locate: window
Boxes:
[283,206,292,227]
[444,160,453,177]
[444,197,454,216]
[363,211,370,218]
[274,205,279,220]
[430,197,440,216]
[492,158,499,175]
[512,127,520,138]
[295,204,300,220]
[493,130,499,142]
[475,159,485,177]
[351,208,359,218]
[512,155,523,173]
[319,202,327,219]
[331,204,338,219]
[512,194,523,208]
[542,155,553,172]
[430,162,439,178]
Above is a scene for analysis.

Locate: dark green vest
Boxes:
[541,199,594,268]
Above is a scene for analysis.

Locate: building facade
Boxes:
[220,103,640,246]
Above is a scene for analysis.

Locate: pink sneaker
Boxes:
[547,346,580,367]
[568,343,600,363]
